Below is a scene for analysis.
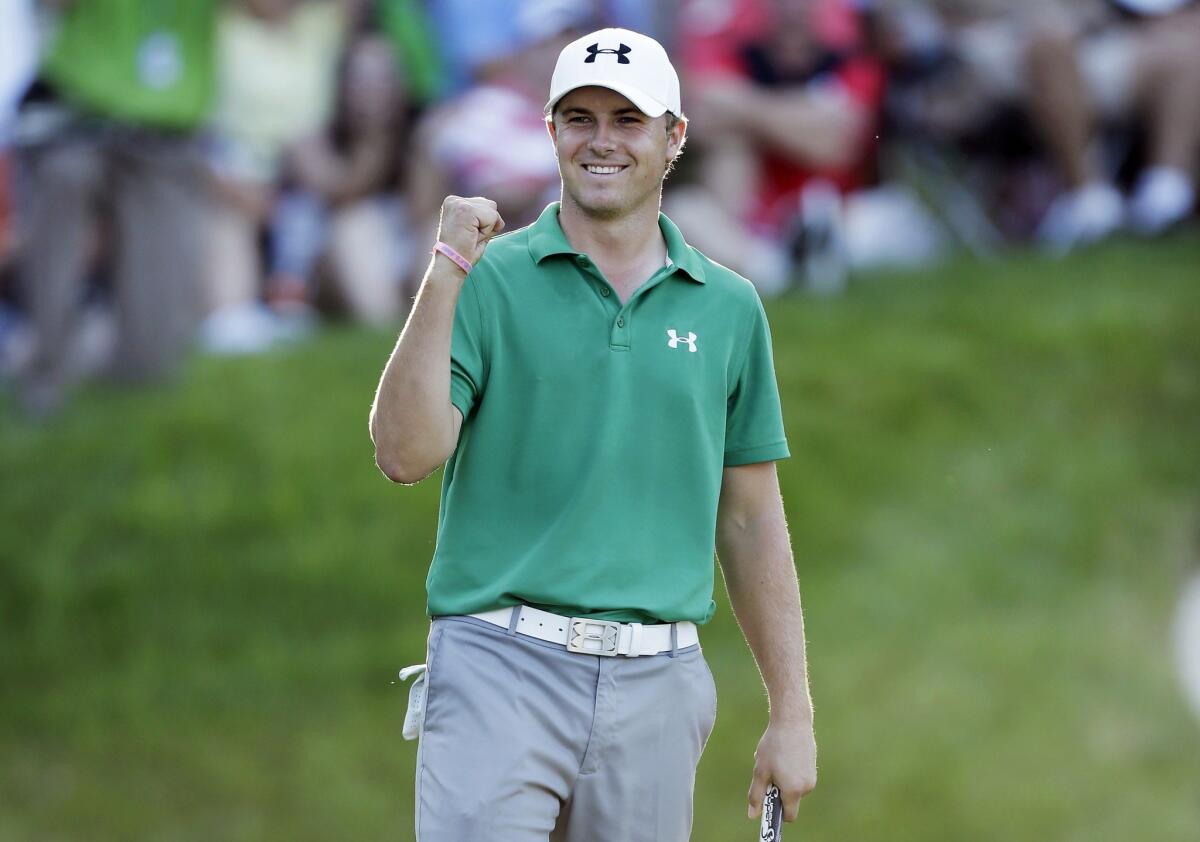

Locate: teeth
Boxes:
[586,165,622,174]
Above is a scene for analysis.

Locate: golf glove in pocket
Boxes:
[399,663,427,741]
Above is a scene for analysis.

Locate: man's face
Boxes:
[549,86,685,220]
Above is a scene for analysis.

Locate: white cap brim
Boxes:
[545,79,670,118]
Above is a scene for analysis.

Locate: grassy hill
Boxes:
[2,234,1199,841]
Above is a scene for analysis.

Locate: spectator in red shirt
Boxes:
[665,0,886,292]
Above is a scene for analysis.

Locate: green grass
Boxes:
[3,234,1200,840]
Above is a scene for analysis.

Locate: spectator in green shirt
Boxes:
[14,0,219,417]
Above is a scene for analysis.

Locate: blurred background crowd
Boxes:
[0,0,1197,418]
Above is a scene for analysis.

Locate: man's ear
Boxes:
[546,117,558,145]
[666,118,687,162]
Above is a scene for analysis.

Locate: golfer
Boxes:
[371,27,816,841]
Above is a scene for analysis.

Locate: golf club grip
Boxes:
[759,784,783,841]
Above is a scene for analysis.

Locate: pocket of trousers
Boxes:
[695,650,718,738]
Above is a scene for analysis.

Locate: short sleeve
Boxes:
[449,273,487,419]
[725,294,789,466]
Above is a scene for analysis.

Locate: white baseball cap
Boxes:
[544,27,682,119]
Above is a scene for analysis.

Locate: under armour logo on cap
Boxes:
[584,43,632,64]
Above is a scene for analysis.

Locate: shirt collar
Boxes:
[527,202,707,284]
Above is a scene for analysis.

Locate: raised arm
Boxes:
[369,196,503,483]
[715,460,817,824]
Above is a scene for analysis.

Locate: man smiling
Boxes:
[371,27,816,842]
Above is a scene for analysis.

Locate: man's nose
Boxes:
[588,120,617,155]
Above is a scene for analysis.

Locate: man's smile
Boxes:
[582,164,629,175]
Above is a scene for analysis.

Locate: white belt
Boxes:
[467,605,698,657]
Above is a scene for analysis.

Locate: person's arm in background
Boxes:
[369,195,502,483]
[715,460,817,824]
[288,130,391,204]
[695,79,867,170]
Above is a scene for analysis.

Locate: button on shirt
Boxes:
[427,203,790,625]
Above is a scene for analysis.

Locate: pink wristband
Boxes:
[433,241,473,275]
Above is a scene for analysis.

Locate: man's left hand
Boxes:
[747,716,817,823]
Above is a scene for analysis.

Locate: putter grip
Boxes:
[759,784,783,841]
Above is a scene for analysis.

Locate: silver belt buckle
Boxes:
[567,618,620,656]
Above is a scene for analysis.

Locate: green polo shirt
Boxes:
[427,203,789,625]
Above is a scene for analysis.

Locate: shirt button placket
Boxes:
[611,310,629,348]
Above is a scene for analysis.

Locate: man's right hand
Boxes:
[436,196,505,268]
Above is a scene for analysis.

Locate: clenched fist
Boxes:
[436,196,506,269]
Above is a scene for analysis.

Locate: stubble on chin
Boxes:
[562,175,661,222]
[560,179,621,220]
[574,196,626,221]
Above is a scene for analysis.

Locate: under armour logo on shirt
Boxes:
[667,329,698,352]
[584,43,632,64]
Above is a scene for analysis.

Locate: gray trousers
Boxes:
[415,614,718,841]
[17,126,204,394]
